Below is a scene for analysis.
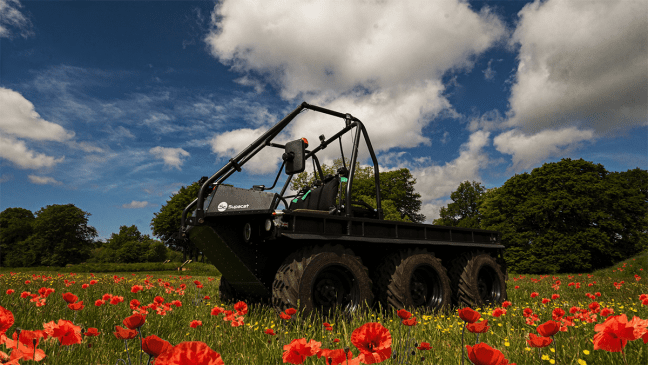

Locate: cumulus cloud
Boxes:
[210,126,283,175]
[413,130,491,202]
[122,201,149,209]
[507,0,647,135]
[494,127,595,171]
[205,0,506,154]
[28,175,62,185]
[0,0,32,38]
[0,87,73,169]
[0,135,64,169]
[149,146,190,170]
[0,87,74,141]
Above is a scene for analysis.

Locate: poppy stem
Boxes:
[621,348,628,365]
[138,328,143,365]
[124,339,132,365]
[461,324,465,365]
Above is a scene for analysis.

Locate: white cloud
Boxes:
[507,0,647,135]
[28,175,62,185]
[205,0,506,152]
[0,87,74,141]
[0,0,32,38]
[0,135,64,169]
[412,130,491,203]
[493,127,595,171]
[122,201,149,209]
[210,126,283,175]
[149,146,190,170]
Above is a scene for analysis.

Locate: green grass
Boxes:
[0,251,646,364]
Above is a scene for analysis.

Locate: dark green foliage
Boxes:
[291,159,425,222]
[0,207,35,267]
[32,204,98,266]
[480,158,648,274]
[1,204,97,267]
[433,180,486,228]
[90,225,166,263]
[150,181,201,260]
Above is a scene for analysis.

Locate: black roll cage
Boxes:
[181,102,383,230]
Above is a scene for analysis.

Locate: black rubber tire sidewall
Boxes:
[455,253,507,308]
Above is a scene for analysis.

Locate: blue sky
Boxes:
[1,0,646,241]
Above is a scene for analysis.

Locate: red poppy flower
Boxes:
[280,312,292,320]
[114,326,138,340]
[154,296,165,304]
[492,308,506,317]
[589,302,600,313]
[530,292,539,298]
[211,307,225,316]
[62,292,78,304]
[20,291,30,299]
[465,342,507,365]
[0,306,14,335]
[601,308,614,317]
[536,320,561,337]
[397,309,412,320]
[5,289,14,295]
[110,296,124,305]
[193,280,201,286]
[417,342,432,350]
[541,298,550,304]
[593,314,648,352]
[123,313,146,330]
[458,308,481,323]
[317,348,359,365]
[48,319,83,346]
[189,320,203,328]
[89,280,97,285]
[282,338,322,364]
[154,341,224,365]
[285,307,297,316]
[523,308,533,318]
[85,328,100,337]
[323,322,331,328]
[102,293,112,301]
[467,320,490,334]
[402,317,417,326]
[94,299,105,307]
[501,301,512,308]
[552,308,565,321]
[234,301,248,315]
[130,299,141,310]
[141,335,172,357]
[131,285,144,293]
[265,328,275,336]
[67,301,84,311]
[350,322,392,364]
[527,333,552,348]
[551,294,560,300]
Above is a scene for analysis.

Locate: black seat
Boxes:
[290,175,339,211]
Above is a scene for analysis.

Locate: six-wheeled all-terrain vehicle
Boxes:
[180,102,507,314]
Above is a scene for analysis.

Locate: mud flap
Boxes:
[188,225,270,298]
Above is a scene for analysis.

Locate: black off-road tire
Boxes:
[272,244,373,314]
[449,251,507,308]
[373,248,452,312]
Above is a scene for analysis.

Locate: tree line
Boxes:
[1,158,646,273]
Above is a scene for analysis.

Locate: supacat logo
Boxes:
[217,202,228,212]
[217,202,250,212]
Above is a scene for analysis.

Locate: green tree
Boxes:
[94,225,165,263]
[291,159,424,222]
[0,207,35,267]
[151,181,201,261]
[32,204,97,267]
[480,158,648,274]
[433,181,487,228]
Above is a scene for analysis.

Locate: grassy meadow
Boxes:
[0,251,646,365]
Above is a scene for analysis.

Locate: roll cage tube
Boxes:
[181,102,383,230]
